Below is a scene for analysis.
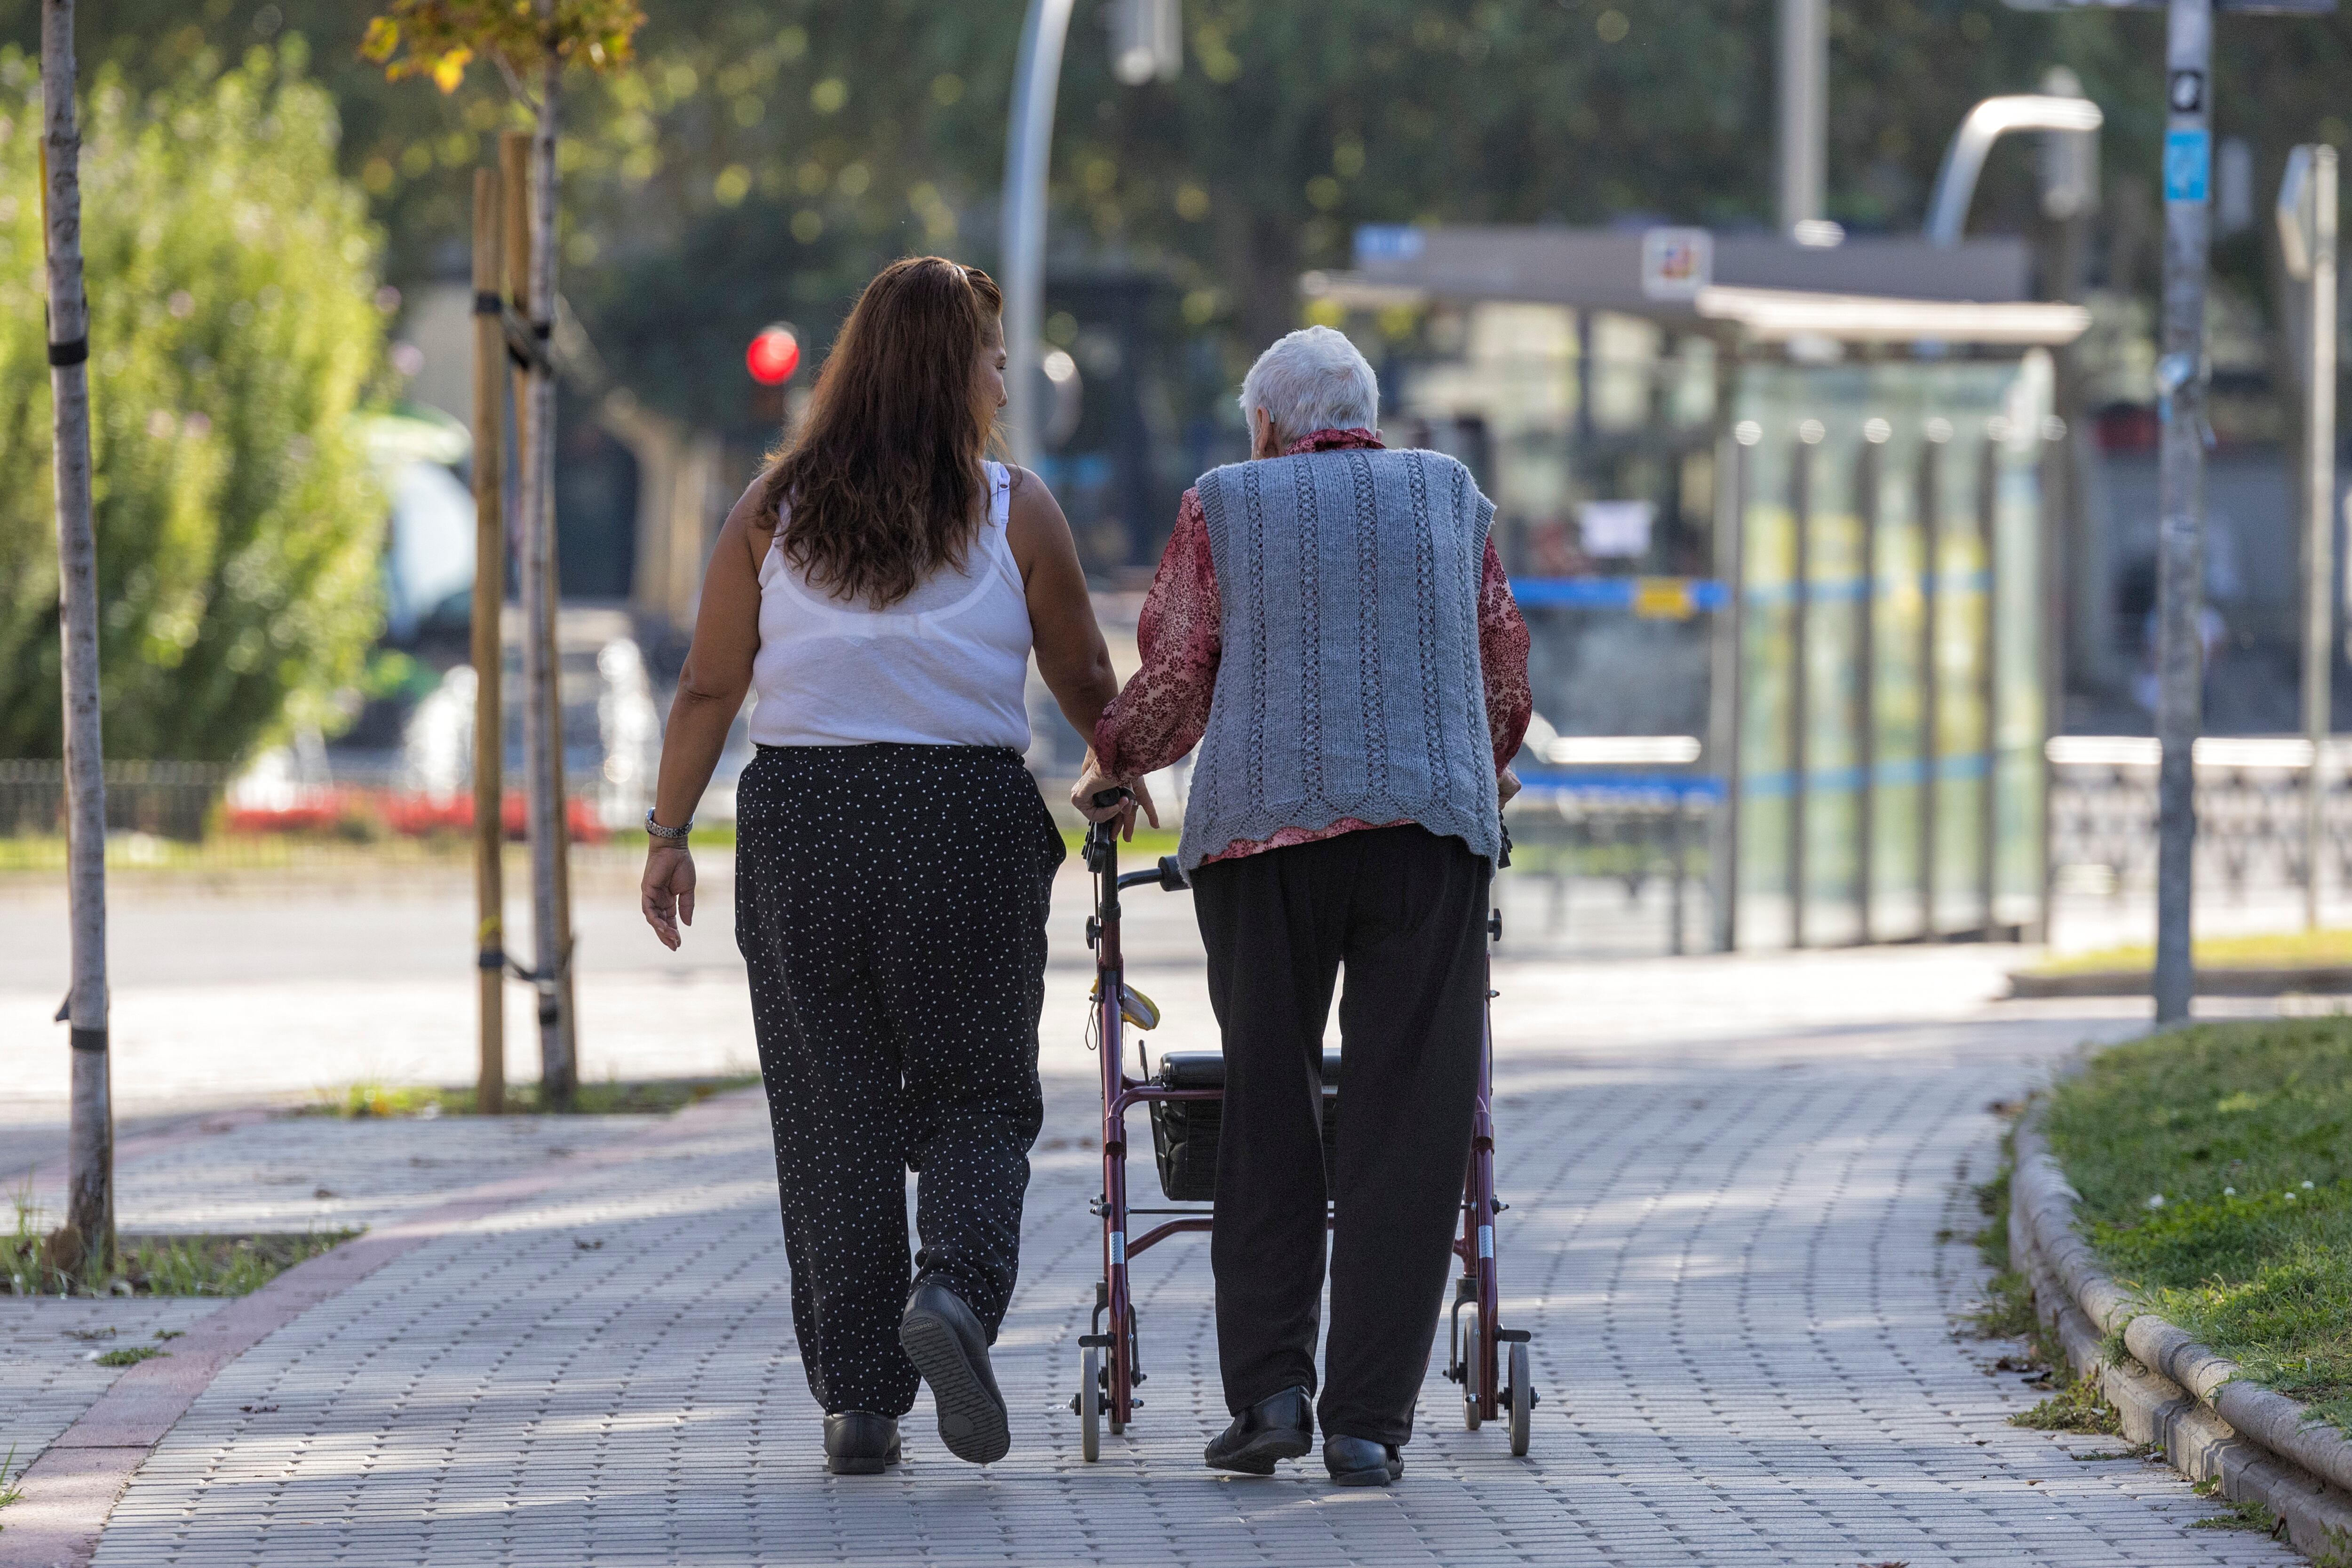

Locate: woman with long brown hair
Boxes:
[638,257,1131,1475]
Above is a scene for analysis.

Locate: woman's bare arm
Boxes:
[642,480,770,948]
[1004,467,1119,739]
[1004,467,1155,833]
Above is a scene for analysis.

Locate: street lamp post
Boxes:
[1000,0,1077,470]
[1921,94,2104,248]
[2008,0,2337,1029]
[1001,0,1179,469]
[1776,0,1827,233]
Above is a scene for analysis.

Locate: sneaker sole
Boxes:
[900,1310,1011,1465]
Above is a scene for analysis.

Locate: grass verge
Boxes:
[302,1073,760,1119]
[2042,1016,2352,1434]
[2028,928,2352,977]
[4,1192,357,1297]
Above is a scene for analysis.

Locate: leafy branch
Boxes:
[361,0,644,103]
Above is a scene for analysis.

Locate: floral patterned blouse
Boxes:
[1093,427,1533,865]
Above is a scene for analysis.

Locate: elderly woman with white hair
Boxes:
[1075,326,1531,1486]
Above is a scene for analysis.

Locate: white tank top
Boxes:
[748,461,1033,751]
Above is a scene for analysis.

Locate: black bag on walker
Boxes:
[1148,1051,1343,1202]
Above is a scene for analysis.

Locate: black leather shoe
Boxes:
[1204,1386,1314,1475]
[823,1411,901,1475]
[899,1280,1011,1464]
[1324,1434,1404,1487]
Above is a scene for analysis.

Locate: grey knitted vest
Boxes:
[1180,446,1502,874]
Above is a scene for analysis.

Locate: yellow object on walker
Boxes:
[1089,979,1161,1031]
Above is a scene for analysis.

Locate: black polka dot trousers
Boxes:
[734,742,1065,1418]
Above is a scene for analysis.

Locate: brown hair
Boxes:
[758,257,1005,607]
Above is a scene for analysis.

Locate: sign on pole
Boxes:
[2148,0,2212,1025]
[2004,0,2332,1019]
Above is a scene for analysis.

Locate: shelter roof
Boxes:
[1306,225,2087,346]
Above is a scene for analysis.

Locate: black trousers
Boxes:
[734,743,1063,1417]
[1191,824,1490,1446]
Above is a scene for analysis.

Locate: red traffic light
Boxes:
[747,326,801,386]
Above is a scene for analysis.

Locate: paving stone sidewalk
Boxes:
[56,978,2298,1568]
[1,1115,654,1501]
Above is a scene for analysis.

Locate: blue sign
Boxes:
[1354,225,1426,263]
[2164,128,2211,204]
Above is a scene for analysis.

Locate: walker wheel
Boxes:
[1080,1345,1101,1463]
[1460,1307,1483,1431]
[1507,1340,1532,1457]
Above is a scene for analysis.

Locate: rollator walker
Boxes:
[1071,789,1536,1462]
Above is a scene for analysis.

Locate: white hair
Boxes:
[1239,326,1379,448]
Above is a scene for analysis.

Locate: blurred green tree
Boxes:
[11,2,2347,432]
[0,42,388,761]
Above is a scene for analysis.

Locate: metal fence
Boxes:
[0,759,623,873]
[0,760,233,843]
[2046,735,2352,904]
[18,738,2347,952]
[1499,774,1716,957]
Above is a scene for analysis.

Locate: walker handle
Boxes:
[1115,856,1188,893]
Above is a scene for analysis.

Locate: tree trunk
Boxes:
[519,53,577,1109]
[469,167,507,1114]
[42,0,111,1279]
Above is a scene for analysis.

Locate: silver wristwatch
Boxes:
[644,809,692,842]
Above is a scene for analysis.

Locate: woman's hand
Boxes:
[642,843,697,951]
[1072,757,1158,840]
[1498,766,1522,807]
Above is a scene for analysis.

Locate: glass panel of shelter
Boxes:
[1383,302,2052,955]
[1731,358,2049,950]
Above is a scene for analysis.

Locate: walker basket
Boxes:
[1148,1051,1343,1202]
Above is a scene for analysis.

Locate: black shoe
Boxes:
[899,1280,1011,1465]
[1324,1434,1404,1487]
[823,1411,901,1475]
[1204,1386,1314,1475]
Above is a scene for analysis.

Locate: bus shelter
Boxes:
[1315,226,2089,951]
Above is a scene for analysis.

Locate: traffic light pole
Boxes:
[2152,0,2212,1023]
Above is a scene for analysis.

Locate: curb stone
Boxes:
[2011,1105,2352,1561]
